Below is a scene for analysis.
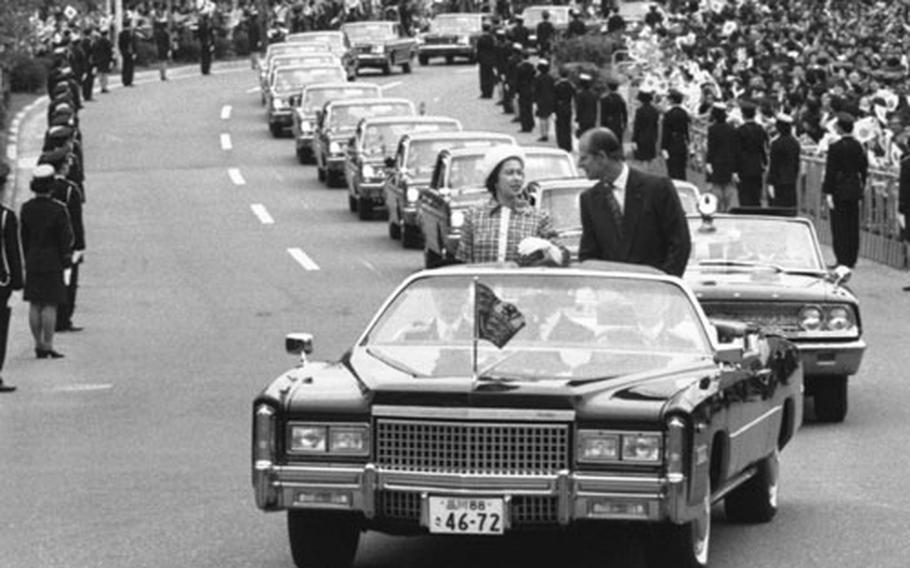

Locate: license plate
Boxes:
[428,497,504,535]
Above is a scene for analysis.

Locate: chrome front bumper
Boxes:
[254,462,677,526]
[325,155,346,172]
[358,181,387,200]
[269,111,293,127]
[419,45,472,57]
[796,338,865,377]
[295,133,315,149]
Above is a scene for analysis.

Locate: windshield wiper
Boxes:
[698,259,784,273]
[475,351,527,382]
[365,347,425,378]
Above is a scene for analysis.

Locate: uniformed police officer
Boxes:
[516,48,536,133]
[505,43,523,118]
[476,22,497,99]
[553,67,576,152]
[0,162,24,392]
[660,89,691,181]
[599,76,628,143]
[767,113,801,208]
[575,73,598,137]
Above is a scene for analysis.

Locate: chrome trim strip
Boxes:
[372,405,575,421]
[796,339,866,351]
[730,406,782,439]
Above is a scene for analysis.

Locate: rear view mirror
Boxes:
[286,333,314,355]
[385,157,396,168]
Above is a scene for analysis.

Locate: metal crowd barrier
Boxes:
[688,123,908,269]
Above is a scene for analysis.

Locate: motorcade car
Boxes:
[674,180,701,215]
[292,82,382,164]
[521,5,572,48]
[417,12,484,65]
[264,52,342,95]
[252,262,803,568]
[284,30,358,80]
[385,131,516,248]
[313,97,416,187]
[345,116,463,220]
[342,21,418,75]
[684,204,865,423]
[523,177,595,258]
[266,65,348,137]
[418,146,579,268]
[259,42,335,103]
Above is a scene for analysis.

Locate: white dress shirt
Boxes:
[610,163,630,214]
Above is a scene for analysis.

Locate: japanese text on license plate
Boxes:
[428,497,504,535]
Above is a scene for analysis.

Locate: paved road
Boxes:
[1,59,909,568]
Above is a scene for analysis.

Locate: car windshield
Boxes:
[522,7,570,26]
[525,153,577,181]
[274,68,345,92]
[362,122,459,157]
[330,102,415,130]
[406,138,509,175]
[271,55,337,75]
[447,155,487,189]
[364,274,711,380]
[432,16,481,33]
[303,86,381,113]
[288,33,344,49]
[539,187,583,231]
[687,217,824,271]
[345,23,396,41]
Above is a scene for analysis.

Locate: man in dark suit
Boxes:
[735,101,769,206]
[476,22,497,99]
[599,77,627,143]
[577,127,692,277]
[705,103,738,211]
[553,67,575,152]
[632,89,659,169]
[767,113,801,209]
[575,73,598,137]
[899,151,910,290]
[535,10,556,58]
[118,19,136,87]
[822,113,867,269]
[515,49,536,133]
[660,89,690,181]
[0,163,24,392]
[509,16,530,48]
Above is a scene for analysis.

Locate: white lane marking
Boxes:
[288,247,320,271]
[246,86,260,93]
[380,81,403,91]
[456,67,476,74]
[221,105,232,120]
[361,259,379,274]
[220,133,233,150]
[228,168,246,185]
[48,384,114,393]
[251,203,275,224]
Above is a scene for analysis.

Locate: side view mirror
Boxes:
[384,156,396,168]
[285,333,314,355]
[829,264,852,286]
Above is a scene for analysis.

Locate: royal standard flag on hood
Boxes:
[474,282,526,349]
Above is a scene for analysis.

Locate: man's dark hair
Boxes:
[587,127,625,161]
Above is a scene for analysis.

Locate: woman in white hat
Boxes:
[455,145,566,265]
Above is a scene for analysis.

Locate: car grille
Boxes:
[356,45,372,54]
[377,491,558,527]
[375,419,570,475]
[425,36,456,45]
[699,301,803,334]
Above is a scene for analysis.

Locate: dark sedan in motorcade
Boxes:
[253,263,803,568]
[266,64,347,137]
[292,82,382,164]
[345,115,462,220]
[417,12,484,65]
[385,131,516,248]
[285,30,359,80]
[342,21,418,75]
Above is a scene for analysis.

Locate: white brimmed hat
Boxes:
[481,145,526,184]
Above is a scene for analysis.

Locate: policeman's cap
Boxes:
[776,112,793,124]
[38,147,70,168]
[49,113,75,128]
[579,73,592,82]
[47,125,75,140]
[512,42,523,51]
[32,164,56,179]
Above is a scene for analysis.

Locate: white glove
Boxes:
[826,194,835,210]
[72,250,85,264]
[899,213,906,230]
[518,236,552,256]
[705,163,713,175]
[767,184,775,200]
[660,149,670,160]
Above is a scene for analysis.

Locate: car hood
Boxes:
[278,349,718,422]
[685,268,856,303]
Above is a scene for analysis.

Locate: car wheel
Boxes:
[287,511,360,568]
[813,375,848,423]
[402,59,412,73]
[724,449,779,523]
[388,220,401,240]
[349,194,357,213]
[424,247,442,269]
[269,124,283,138]
[317,165,326,182]
[418,54,429,65]
[402,224,422,249]
[358,196,372,220]
[382,58,392,75]
[648,478,711,568]
[445,55,454,64]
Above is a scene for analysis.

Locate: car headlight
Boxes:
[289,424,327,453]
[329,141,342,154]
[372,45,384,54]
[300,120,311,132]
[577,431,619,462]
[288,423,370,456]
[457,35,470,45]
[798,305,823,331]
[450,210,465,227]
[621,433,662,463]
[825,305,855,332]
[362,164,376,179]
[406,186,420,202]
[272,98,288,110]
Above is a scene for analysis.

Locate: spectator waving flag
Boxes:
[474,282,525,349]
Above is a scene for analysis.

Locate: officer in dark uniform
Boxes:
[575,73,598,137]
[504,42,523,116]
[599,76,627,142]
[118,19,137,87]
[822,113,867,268]
[198,13,216,75]
[515,49,536,133]
[535,10,556,58]
[566,9,587,38]
[38,148,86,333]
[80,29,96,101]
[509,15,530,48]
[43,125,85,199]
[553,67,576,152]
[632,87,659,167]
[494,29,510,107]
[476,22,497,99]
[0,162,24,393]
[735,100,770,206]
[767,113,801,208]
[660,89,691,181]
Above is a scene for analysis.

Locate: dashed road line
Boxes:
[288,247,320,271]
[251,203,275,224]
[220,105,232,120]
[228,168,246,185]
[220,133,233,150]
[361,259,379,274]
[381,81,403,91]
[48,384,114,393]
[246,86,260,94]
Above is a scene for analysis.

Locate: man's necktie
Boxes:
[604,183,625,241]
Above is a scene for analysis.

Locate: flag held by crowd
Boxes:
[474,282,525,349]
